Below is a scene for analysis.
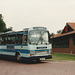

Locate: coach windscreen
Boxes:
[29,30,50,45]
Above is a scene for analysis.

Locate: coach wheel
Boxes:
[16,54,21,61]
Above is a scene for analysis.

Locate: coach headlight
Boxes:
[49,50,51,53]
[47,50,51,54]
[30,51,35,55]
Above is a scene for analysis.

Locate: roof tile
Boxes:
[51,22,75,39]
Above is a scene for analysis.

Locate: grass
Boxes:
[50,52,75,61]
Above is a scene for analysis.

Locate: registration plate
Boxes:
[40,58,45,60]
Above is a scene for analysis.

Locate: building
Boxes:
[51,23,75,54]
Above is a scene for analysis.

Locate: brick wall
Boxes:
[52,36,75,54]
[70,36,75,54]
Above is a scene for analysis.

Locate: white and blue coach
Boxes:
[0,27,52,62]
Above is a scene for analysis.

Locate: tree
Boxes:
[0,14,7,32]
[50,33,55,37]
[4,27,13,32]
[0,14,12,32]
[57,30,62,34]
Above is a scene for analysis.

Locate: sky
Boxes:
[0,0,75,34]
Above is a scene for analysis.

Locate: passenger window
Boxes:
[0,37,2,44]
[24,35,28,44]
[16,34,23,44]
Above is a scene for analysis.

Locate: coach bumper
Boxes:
[22,55,52,60]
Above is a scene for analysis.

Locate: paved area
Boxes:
[0,58,75,75]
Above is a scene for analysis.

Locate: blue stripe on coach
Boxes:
[0,49,51,54]
[0,44,28,46]
[0,49,30,54]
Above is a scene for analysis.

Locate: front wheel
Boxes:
[16,54,21,62]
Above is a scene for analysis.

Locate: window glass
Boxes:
[53,37,69,48]
[23,35,28,44]
[16,34,23,44]
[29,30,49,45]
[0,36,3,44]
[73,36,75,45]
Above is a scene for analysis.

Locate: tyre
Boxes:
[16,53,21,62]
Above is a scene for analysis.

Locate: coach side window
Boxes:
[16,34,23,44]
[2,35,7,44]
[7,35,16,44]
[7,36,11,44]
[10,36,16,44]
[0,36,3,44]
[23,35,28,44]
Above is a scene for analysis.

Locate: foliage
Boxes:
[0,14,7,32]
[4,27,13,32]
[57,30,62,33]
[50,33,55,37]
[0,14,12,32]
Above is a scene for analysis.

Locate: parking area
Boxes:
[0,58,75,75]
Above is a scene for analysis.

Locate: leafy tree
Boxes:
[0,14,7,32]
[50,33,55,37]
[4,27,13,32]
[0,14,12,32]
[57,30,62,33]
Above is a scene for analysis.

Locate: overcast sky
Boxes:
[0,0,75,34]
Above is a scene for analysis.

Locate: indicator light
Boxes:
[30,54,32,56]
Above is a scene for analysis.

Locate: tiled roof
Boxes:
[67,22,75,30]
[52,31,75,38]
[51,22,75,39]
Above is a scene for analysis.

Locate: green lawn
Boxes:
[50,53,75,61]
